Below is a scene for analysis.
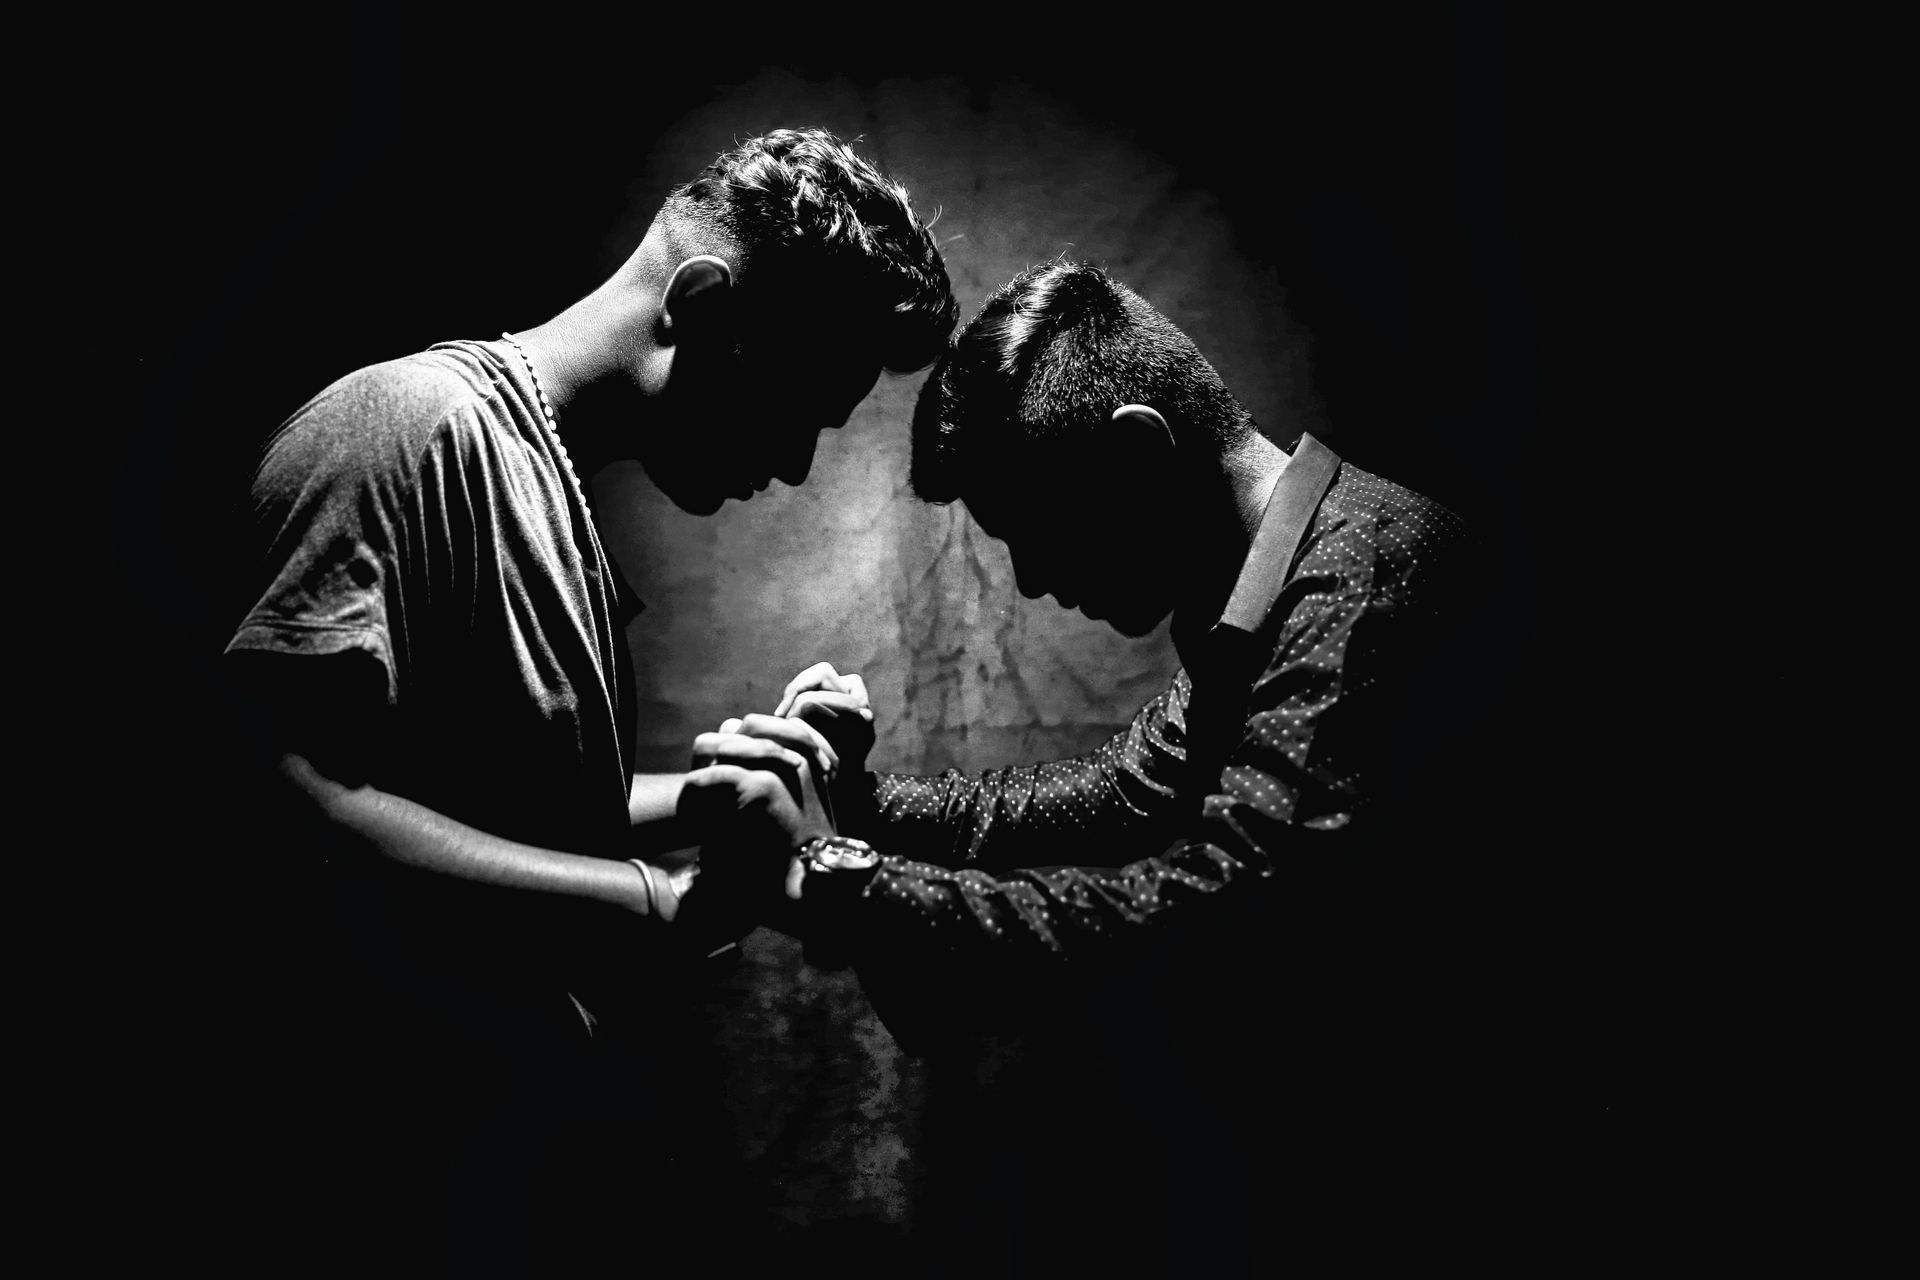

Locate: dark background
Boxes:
[90,3,1639,1270]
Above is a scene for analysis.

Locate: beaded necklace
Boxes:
[501,330,591,519]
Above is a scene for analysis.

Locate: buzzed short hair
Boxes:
[670,128,959,374]
[910,260,1250,503]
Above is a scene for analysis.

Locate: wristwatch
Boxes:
[799,834,879,874]
[796,835,878,969]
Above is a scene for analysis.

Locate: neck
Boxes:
[505,261,663,470]
[1170,430,1291,656]
[1231,431,1290,543]
[511,275,655,409]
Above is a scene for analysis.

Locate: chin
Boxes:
[1095,604,1169,638]
[677,489,731,516]
[637,459,736,517]
[654,482,728,517]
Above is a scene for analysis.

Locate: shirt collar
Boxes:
[1189,432,1341,654]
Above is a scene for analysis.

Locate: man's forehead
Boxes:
[959,486,1018,540]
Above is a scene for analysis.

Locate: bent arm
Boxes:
[279,751,664,915]
[817,572,1426,966]
[851,675,1200,869]
[228,648,689,921]
[826,744,1329,970]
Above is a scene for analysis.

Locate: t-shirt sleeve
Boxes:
[224,384,412,704]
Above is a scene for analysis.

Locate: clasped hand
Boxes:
[677,663,875,902]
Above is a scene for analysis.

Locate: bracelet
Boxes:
[627,859,658,916]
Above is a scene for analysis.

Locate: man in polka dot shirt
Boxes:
[696,258,1479,1270]
[703,258,1469,983]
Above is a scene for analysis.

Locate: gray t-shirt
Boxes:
[228,339,639,1002]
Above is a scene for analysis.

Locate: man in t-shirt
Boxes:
[223,128,956,1274]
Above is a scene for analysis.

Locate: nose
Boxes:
[1011,554,1055,602]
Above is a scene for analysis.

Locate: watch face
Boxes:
[806,835,878,872]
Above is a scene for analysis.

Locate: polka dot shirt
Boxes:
[836,459,1468,967]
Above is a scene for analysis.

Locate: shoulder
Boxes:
[1323,462,1466,550]
[1285,460,1471,622]
[1311,460,1469,587]
[250,343,508,499]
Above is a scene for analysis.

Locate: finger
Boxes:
[788,737,836,832]
[696,732,804,767]
[718,718,744,736]
[774,661,845,717]
[842,673,870,714]
[691,731,721,769]
[693,731,780,770]
[790,691,874,729]
[681,764,786,814]
[677,763,747,819]
[691,733,808,796]
[732,714,839,779]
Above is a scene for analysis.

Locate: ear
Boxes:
[659,255,734,341]
[1112,403,1176,452]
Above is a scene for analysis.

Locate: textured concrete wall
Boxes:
[605,72,1318,775]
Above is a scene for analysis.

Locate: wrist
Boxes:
[659,862,697,919]
[625,859,659,917]
[793,836,878,967]
[792,835,879,900]
[798,834,877,866]
[791,823,837,856]
[829,769,879,839]
[627,859,694,923]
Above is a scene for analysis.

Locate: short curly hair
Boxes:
[670,128,959,374]
[911,260,1250,503]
